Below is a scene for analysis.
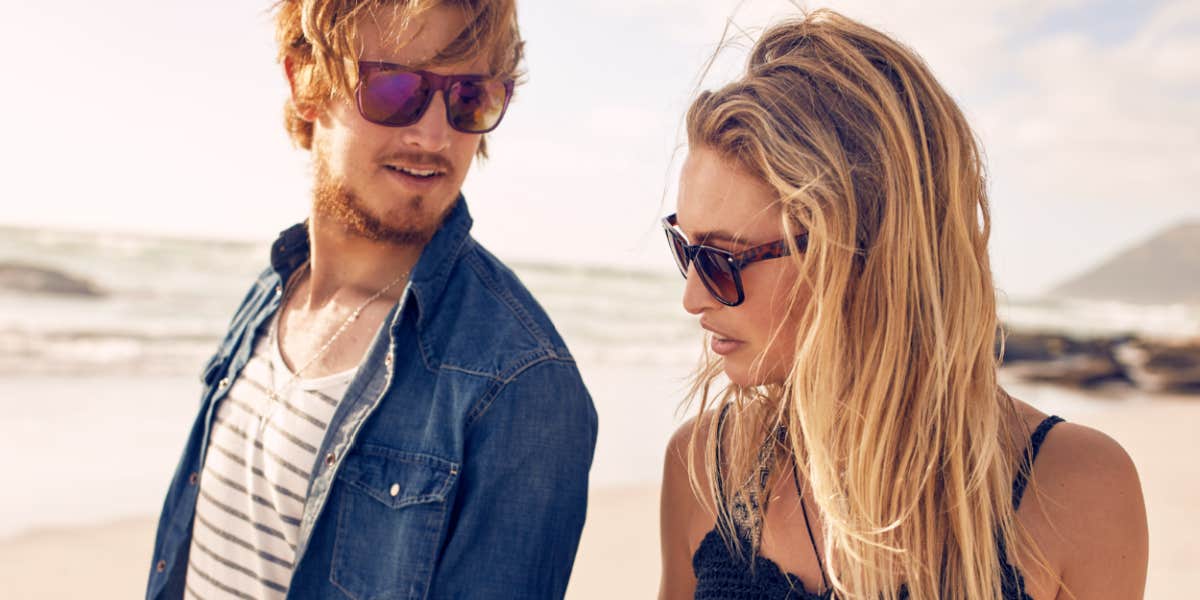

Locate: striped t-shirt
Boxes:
[184,314,356,599]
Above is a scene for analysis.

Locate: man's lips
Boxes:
[382,163,447,179]
[379,158,451,192]
[379,151,453,181]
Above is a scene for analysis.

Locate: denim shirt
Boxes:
[147,197,599,599]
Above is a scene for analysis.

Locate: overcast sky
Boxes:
[2,0,1197,296]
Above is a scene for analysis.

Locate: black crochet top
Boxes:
[692,414,1065,599]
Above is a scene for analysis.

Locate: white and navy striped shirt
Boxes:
[184,315,355,599]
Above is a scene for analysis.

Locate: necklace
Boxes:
[790,456,831,592]
[257,263,409,437]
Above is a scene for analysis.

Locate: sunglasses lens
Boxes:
[358,70,430,126]
[664,229,690,277]
[447,79,511,133]
[695,250,740,305]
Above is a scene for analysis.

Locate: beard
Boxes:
[311,148,455,247]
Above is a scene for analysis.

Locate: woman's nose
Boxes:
[681,263,720,315]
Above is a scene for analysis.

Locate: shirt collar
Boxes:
[268,195,475,325]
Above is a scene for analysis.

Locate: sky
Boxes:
[1,0,1197,296]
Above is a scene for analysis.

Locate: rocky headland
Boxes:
[0,262,105,298]
[1003,220,1200,393]
[1001,329,1200,392]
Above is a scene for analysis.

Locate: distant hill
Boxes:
[1049,221,1200,305]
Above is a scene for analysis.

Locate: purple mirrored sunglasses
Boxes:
[355,61,515,134]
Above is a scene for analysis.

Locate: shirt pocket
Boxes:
[331,445,459,600]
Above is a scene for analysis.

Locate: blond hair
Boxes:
[274,0,524,155]
[685,9,1047,599]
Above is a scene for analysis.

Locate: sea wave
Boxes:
[0,326,218,377]
[4,225,1196,378]
[1001,297,1200,340]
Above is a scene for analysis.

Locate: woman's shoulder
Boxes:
[660,410,727,599]
[663,404,746,504]
[1011,399,1141,512]
[1010,398,1148,597]
[663,410,721,518]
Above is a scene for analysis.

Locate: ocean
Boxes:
[1,224,1197,538]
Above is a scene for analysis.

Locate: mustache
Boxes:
[377,150,455,174]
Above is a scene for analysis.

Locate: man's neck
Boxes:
[301,217,424,309]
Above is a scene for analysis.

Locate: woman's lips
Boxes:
[710,337,744,355]
[702,321,744,355]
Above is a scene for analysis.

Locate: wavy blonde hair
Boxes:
[274,0,524,156]
[685,9,1047,599]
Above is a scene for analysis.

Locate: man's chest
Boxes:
[275,300,393,379]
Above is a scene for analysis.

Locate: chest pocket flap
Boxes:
[331,445,461,599]
[338,445,459,509]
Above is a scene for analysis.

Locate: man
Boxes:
[146,1,597,598]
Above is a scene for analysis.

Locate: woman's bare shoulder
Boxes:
[663,410,720,520]
[1010,398,1148,598]
[1010,399,1142,520]
[660,410,724,600]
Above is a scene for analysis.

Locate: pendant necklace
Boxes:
[258,263,408,437]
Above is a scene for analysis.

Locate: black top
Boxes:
[691,413,1065,599]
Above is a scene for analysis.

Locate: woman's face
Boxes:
[673,146,807,387]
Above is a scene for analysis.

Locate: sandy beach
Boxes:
[2,385,1197,599]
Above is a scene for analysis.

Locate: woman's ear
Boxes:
[284,56,319,122]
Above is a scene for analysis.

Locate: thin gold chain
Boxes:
[258,263,409,437]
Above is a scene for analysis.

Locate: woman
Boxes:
[658,10,1147,600]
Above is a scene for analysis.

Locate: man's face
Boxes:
[309,6,487,245]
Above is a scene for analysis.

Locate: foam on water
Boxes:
[5,224,1197,377]
[2,225,1197,538]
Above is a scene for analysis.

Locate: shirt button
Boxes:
[217,377,230,390]
[155,559,166,573]
[188,472,198,485]
[325,452,336,466]
[384,354,393,366]
[275,284,283,295]
[389,483,400,497]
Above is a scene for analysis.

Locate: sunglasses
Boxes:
[662,213,807,307]
[355,61,515,134]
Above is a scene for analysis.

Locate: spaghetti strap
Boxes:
[1011,415,1065,510]
[711,404,736,538]
[713,405,733,489]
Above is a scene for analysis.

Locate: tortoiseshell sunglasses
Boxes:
[662,213,808,307]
